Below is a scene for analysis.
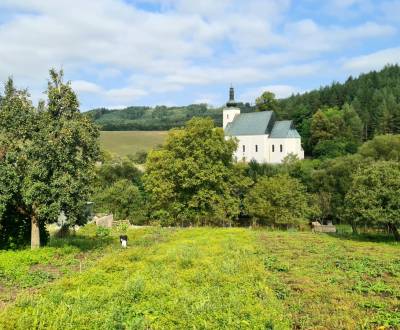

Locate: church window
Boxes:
[227,114,229,119]
[242,145,245,152]
[280,144,283,152]
[255,145,258,152]
[272,145,275,152]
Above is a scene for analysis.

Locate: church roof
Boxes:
[225,111,274,136]
[224,112,301,138]
[269,120,301,138]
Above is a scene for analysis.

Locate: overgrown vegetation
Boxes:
[1,227,398,329]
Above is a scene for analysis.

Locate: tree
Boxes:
[310,106,363,158]
[143,117,250,226]
[311,154,366,227]
[0,70,100,249]
[93,179,144,223]
[255,91,279,112]
[344,161,400,240]
[358,134,400,161]
[243,174,312,228]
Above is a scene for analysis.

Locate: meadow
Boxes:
[0,226,399,329]
[99,131,168,157]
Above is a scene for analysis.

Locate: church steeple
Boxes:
[226,85,237,107]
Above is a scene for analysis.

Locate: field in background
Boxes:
[99,131,168,156]
[0,227,399,329]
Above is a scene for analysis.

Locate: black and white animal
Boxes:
[119,235,128,248]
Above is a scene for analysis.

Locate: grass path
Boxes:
[0,228,289,329]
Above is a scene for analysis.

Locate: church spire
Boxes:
[226,85,237,107]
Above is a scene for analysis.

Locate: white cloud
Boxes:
[343,47,400,72]
[105,87,148,102]
[0,0,398,107]
[71,80,102,94]
[240,85,303,103]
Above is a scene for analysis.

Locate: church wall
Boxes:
[223,107,241,129]
[228,135,270,163]
[267,138,304,163]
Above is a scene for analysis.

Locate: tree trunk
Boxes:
[31,215,40,249]
[388,223,400,241]
[351,222,358,235]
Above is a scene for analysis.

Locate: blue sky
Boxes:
[0,0,399,110]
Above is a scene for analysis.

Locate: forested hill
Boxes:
[86,65,400,142]
[278,65,400,147]
[85,103,255,131]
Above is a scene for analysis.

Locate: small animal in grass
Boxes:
[120,235,128,248]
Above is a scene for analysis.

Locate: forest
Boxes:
[87,65,400,157]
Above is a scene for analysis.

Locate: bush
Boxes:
[95,227,110,238]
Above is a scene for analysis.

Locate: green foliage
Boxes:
[130,150,148,164]
[255,91,279,112]
[0,70,100,248]
[358,134,400,161]
[278,65,400,154]
[344,161,400,240]
[310,105,363,158]
[93,179,144,223]
[243,174,313,227]
[144,117,251,226]
[95,226,111,238]
[86,102,256,131]
[95,157,142,189]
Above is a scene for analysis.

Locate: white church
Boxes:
[223,87,304,164]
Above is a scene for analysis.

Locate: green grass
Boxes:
[0,227,399,329]
[257,231,400,329]
[99,131,167,156]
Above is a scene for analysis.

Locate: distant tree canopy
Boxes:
[143,117,251,226]
[86,65,400,161]
[85,103,255,131]
[255,91,278,112]
[278,65,400,155]
[0,70,100,249]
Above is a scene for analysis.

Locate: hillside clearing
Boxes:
[99,131,167,156]
[0,228,399,329]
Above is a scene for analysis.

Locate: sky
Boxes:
[0,0,399,110]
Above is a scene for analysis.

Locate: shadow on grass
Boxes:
[48,235,114,252]
[328,232,398,244]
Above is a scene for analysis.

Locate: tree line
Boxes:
[2,67,400,250]
[92,118,400,241]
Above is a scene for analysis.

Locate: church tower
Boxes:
[223,86,241,129]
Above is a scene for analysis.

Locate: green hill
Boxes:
[85,103,255,131]
[278,65,400,151]
[87,65,400,153]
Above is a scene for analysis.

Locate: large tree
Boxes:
[143,117,250,226]
[243,174,313,228]
[0,70,100,249]
[344,161,400,240]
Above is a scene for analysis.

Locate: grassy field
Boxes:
[99,131,168,156]
[0,227,399,329]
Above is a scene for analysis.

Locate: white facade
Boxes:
[231,135,304,164]
[223,107,240,129]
